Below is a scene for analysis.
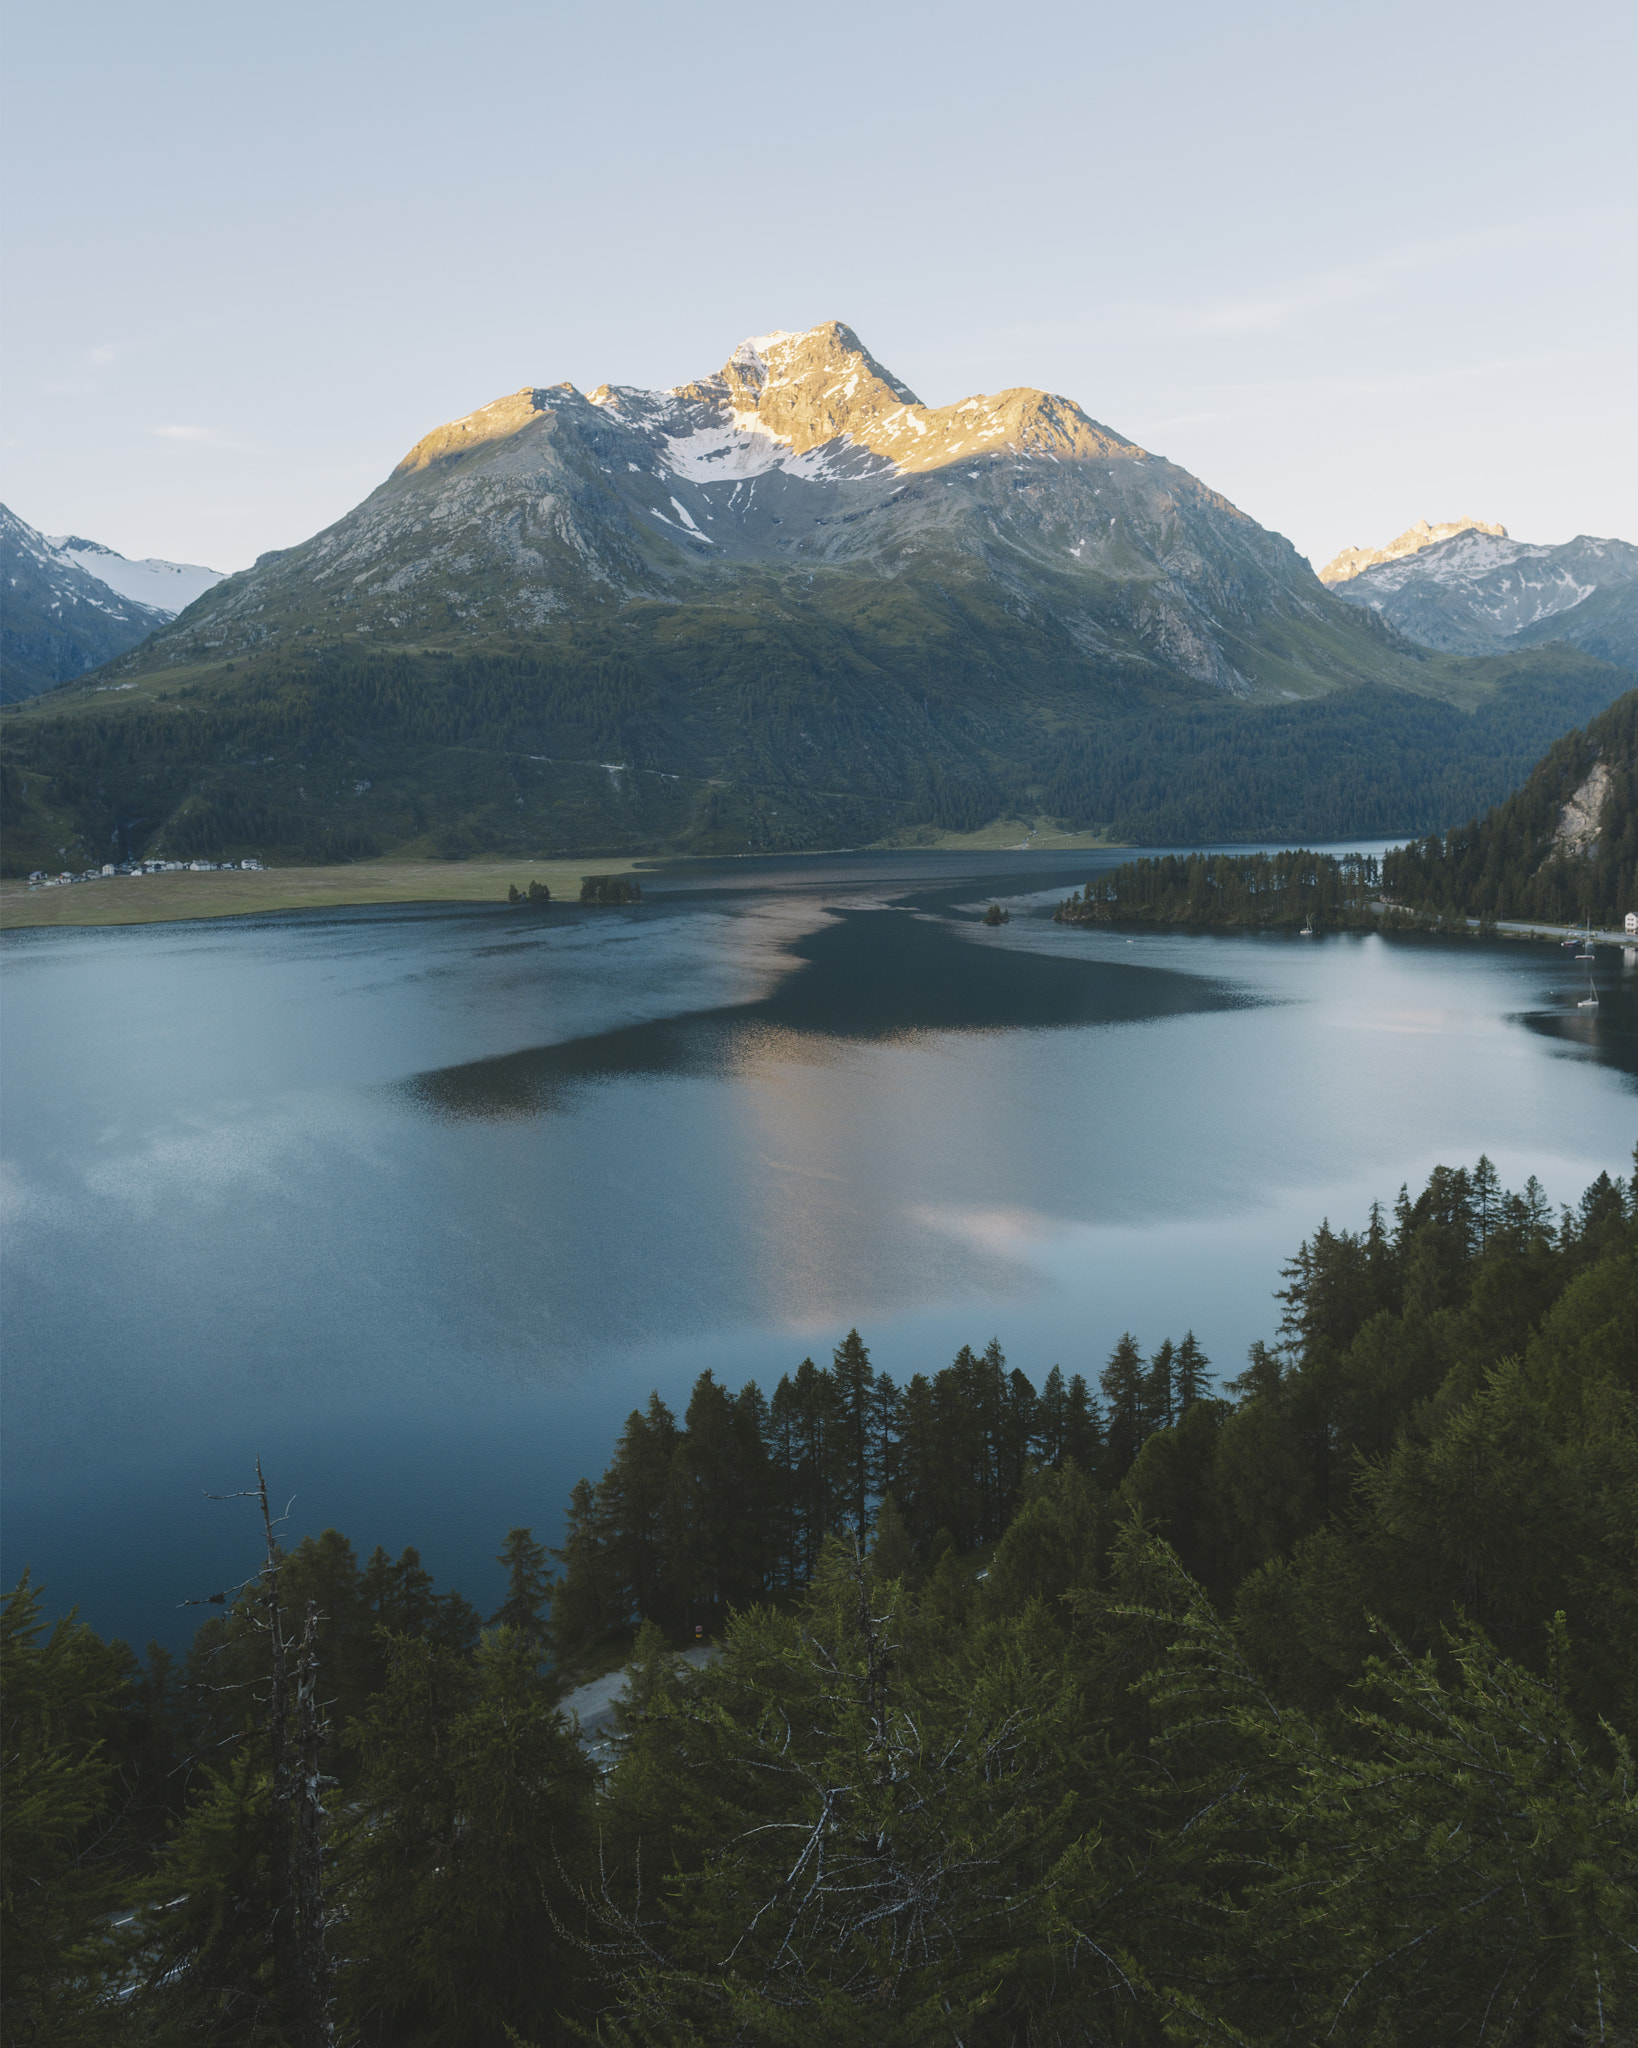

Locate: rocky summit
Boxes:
[1319,518,1507,586]
[126,321,1406,701]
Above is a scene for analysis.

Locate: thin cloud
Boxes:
[149,424,269,455]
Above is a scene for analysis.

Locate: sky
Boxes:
[3,0,1634,576]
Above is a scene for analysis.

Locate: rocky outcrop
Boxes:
[1553,758,1611,857]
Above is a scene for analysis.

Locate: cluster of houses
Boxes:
[27,858,265,889]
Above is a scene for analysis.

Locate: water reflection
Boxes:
[1518,948,1638,1075]
[407,901,1255,1121]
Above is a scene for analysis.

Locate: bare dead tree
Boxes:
[204,1460,335,2048]
[293,1599,336,2048]
[250,1457,299,2005]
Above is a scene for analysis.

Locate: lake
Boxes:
[2,848,1634,1652]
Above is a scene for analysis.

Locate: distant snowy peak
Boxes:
[1319,517,1506,585]
[44,534,225,618]
[1327,527,1638,668]
[1,503,181,701]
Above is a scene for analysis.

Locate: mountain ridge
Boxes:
[0,505,225,703]
[0,505,174,703]
[111,320,1419,703]
[43,534,223,617]
[1320,517,1506,585]
[1328,528,1638,670]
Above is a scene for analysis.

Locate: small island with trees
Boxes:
[506,874,645,908]
[1056,848,1382,931]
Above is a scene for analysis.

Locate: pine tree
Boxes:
[489,1527,552,1649]
[1100,1332,1147,1483]
[1062,1372,1102,1473]
[892,1372,939,1551]
[602,1394,680,1626]
[338,1628,594,2046]
[791,1356,842,1575]
[1034,1364,1069,1467]
[549,1479,615,1656]
[1145,1339,1177,1433]
[832,1329,878,1538]
[1174,1331,1212,1411]
[767,1373,805,1590]
[872,1370,901,1503]
[867,1491,915,1584]
[0,1574,131,2045]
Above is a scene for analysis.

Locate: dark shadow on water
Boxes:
[405,901,1257,1122]
[1516,955,1638,1084]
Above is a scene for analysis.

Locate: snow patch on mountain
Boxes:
[662,412,800,482]
[1319,518,1506,585]
[1328,527,1638,665]
[46,536,225,617]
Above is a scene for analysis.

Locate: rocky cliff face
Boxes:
[124,321,1404,702]
[1319,518,1506,585]
[1327,528,1638,670]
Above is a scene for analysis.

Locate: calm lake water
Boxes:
[3,849,1634,1651]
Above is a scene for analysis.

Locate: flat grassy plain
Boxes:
[0,856,644,931]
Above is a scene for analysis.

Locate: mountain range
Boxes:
[2,324,1633,869]
[0,505,223,703]
[1326,525,1638,671]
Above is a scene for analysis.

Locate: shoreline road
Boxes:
[561,1643,722,1758]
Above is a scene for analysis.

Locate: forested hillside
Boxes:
[1384,687,1637,927]
[1,637,1629,874]
[5,1153,1635,2044]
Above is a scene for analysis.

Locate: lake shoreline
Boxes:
[0,855,647,930]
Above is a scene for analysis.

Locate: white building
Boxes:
[1626,912,1637,936]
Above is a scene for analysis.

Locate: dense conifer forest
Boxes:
[1,639,1630,873]
[1383,688,1637,929]
[4,1153,1635,2045]
[1054,850,1382,930]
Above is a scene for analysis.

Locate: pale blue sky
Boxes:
[3,0,1633,574]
